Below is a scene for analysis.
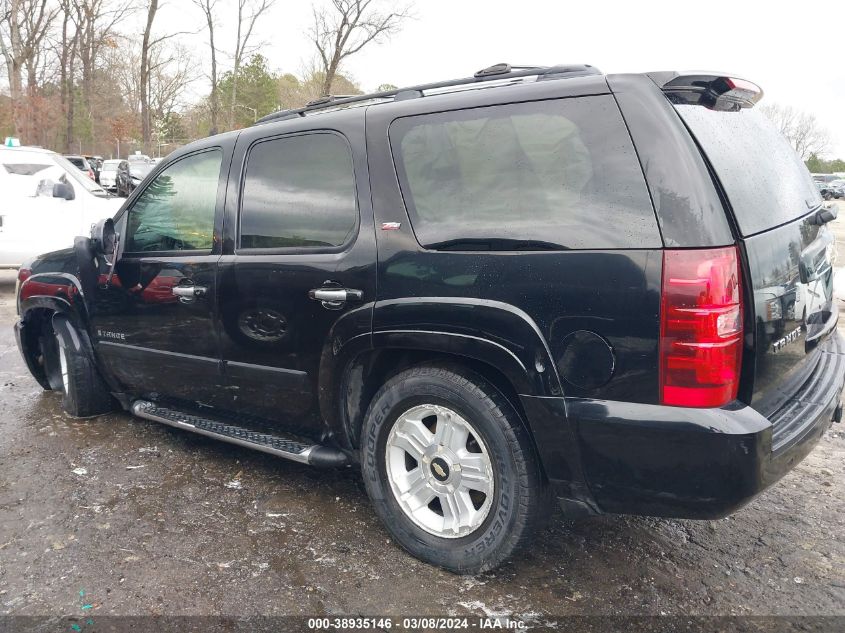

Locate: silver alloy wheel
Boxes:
[385,404,495,538]
[58,345,69,393]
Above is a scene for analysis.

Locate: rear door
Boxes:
[215,110,376,436]
[366,76,665,407]
[675,105,836,414]
[91,146,230,406]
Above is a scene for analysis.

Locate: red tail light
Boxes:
[660,247,743,408]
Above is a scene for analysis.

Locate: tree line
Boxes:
[0,0,410,157]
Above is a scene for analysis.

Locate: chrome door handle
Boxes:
[308,287,363,309]
[172,285,207,299]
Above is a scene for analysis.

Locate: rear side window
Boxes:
[389,96,658,250]
[675,106,821,236]
[239,133,358,250]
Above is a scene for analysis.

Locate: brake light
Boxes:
[660,247,743,408]
[660,73,763,111]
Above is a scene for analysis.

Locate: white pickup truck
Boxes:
[0,145,124,269]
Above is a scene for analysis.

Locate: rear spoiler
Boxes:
[647,72,763,112]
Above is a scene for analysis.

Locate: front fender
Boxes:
[19,272,90,332]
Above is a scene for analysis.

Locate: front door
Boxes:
[216,120,376,436]
[91,147,230,407]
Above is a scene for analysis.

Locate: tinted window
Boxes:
[389,96,658,250]
[125,150,222,253]
[240,133,357,250]
[675,106,821,236]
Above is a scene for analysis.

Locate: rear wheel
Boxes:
[361,364,545,573]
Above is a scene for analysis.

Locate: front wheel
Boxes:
[54,332,117,418]
[361,364,546,573]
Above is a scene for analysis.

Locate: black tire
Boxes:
[361,364,545,573]
[54,330,117,418]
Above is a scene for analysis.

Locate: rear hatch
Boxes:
[673,101,837,417]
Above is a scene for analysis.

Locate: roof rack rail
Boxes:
[255,63,600,125]
[305,94,360,107]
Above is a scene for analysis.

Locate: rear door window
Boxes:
[238,132,358,251]
[674,106,821,236]
[389,95,659,250]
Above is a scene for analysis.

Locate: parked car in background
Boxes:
[64,155,96,181]
[11,65,844,573]
[0,145,123,268]
[99,159,133,197]
[127,153,155,191]
[816,181,839,200]
[83,155,103,183]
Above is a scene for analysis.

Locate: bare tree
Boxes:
[310,0,411,95]
[192,0,219,134]
[228,0,274,127]
[760,102,832,160]
[73,0,133,114]
[148,42,194,122]
[0,0,57,137]
[139,1,194,152]
[58,0,79,151]
[139,0,158,154]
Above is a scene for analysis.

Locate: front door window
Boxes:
[125,149,222,253]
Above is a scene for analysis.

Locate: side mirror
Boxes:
[53,181,75,200]
[90,218,117,256]
[813,206,838,226]
[90,218,120,288]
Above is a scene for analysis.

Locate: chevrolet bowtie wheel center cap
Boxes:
[430,457,450,482]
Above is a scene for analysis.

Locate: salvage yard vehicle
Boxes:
[99,159,133,197]
[63,155,96,181]
[0,145,122,269]
[13,64,844,573]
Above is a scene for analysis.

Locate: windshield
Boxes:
[53,154,109,197]
[102,162,119,172]
[674,105,821,236]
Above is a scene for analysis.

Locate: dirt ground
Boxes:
[0,205,843,627]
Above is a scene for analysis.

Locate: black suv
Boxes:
[14,64,844,573]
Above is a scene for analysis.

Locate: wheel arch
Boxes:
[17,272,95,389]
[328,341,553,484]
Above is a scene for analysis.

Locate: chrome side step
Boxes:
[131,400,348,467]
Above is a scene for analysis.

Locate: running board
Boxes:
[131,400,348,467]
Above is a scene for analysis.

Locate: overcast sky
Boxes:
[162,0,845,157]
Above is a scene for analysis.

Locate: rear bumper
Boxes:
[539,331,845,519]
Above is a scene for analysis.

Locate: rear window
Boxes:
[389,96,659,250]
[675,106,821,236]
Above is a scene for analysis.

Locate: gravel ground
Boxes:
[0,205,843,626]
